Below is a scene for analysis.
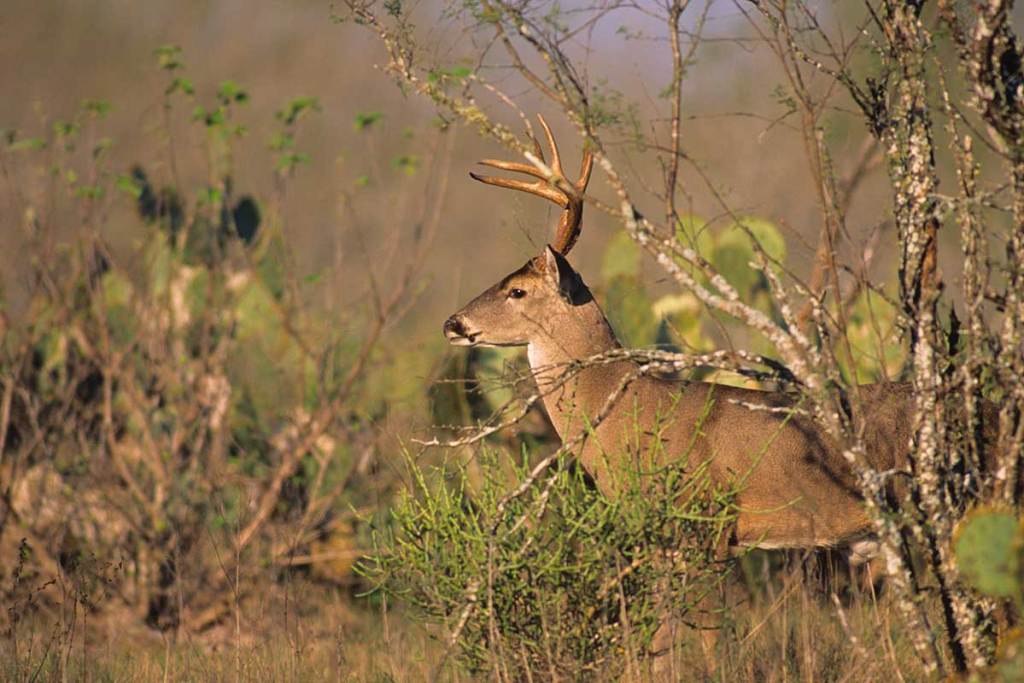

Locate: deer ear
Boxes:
[542,245,579,303]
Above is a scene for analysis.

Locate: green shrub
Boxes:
[363,440,738,678]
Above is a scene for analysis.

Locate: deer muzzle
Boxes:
[443,315,479,346]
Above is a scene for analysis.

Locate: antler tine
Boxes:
[467,168,567,207]
[534,114,564,179]
[528,125,546,165]
[576,147,594,193]
[469,114,594,256]
[476,158,547,182]
[553,147,594,255]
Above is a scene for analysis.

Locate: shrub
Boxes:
[364,435,738,678]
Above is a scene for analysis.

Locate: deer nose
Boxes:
[443,316,466,338]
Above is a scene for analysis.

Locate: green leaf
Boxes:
[101,270,136,345]
[254,232,288,300]
[276,96,321,126]
[167,76,195,97]
[843,289,905,381]
[154,44,184,71]
[74,185,104,199]
[269,132,293,152]
[354,111,384,131]
[391,154,420,176]
[10,137,46,151]
[217,80,249,105]
[711,232,757,296]
[81,99,113,118]
[472,348,517,414]
[92,137,114,159]
[653,293,711,351]
[954,509,1022,600]
[198,187,223,206]
[736,216,786,265]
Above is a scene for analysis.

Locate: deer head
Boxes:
[443,116,597,351]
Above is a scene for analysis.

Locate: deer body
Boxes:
[447,248,911,553]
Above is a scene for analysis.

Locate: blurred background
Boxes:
[0,0,901,325]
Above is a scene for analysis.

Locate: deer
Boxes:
[441,116,937,675]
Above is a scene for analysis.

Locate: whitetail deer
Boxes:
[442,116,925,672]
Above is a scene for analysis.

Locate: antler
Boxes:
[469,115,594,256]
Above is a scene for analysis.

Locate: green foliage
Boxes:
[390,154,420,176]
[598,232,655,348]
[710,217,785,306]
[955,509,1023,603]
[601,230,660,346]
[598,217,788,353]
[605,275,660,347]
[654,292,711,351]
[675,215,715,263]
[217,80,249,106]
[366,443,736,677]
[271,96,321,175]
[587,78,642,135]
[601,228,642,281]
[81,99,113,119]
[275,96,321,126]
[154,44,185,72]
[843,289,905,382]
[596,216,906,384]
[987,630,1024,683]
[354,111,384,131]
[955,510,1024,680]
[426,65,474,87]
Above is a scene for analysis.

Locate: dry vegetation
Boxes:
[2,0,1024,680]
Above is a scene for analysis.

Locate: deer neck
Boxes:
[526,299,630,441]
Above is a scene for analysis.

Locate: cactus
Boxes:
[600,216,787,355]
[954,508,1022,603]
[601,230,661,347]
[711,217,786,304]
[843,288,905,382]
[954,509,1024,679]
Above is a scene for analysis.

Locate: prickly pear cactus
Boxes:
[599,215,787,355]
[955,509,1024,681]
[711,217,786,306]
[601,230,660,347]
[954,508,1022,603]
[843,289,905,382]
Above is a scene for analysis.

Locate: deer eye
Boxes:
[508,288,527,300]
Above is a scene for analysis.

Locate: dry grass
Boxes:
[1,559,933,682]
